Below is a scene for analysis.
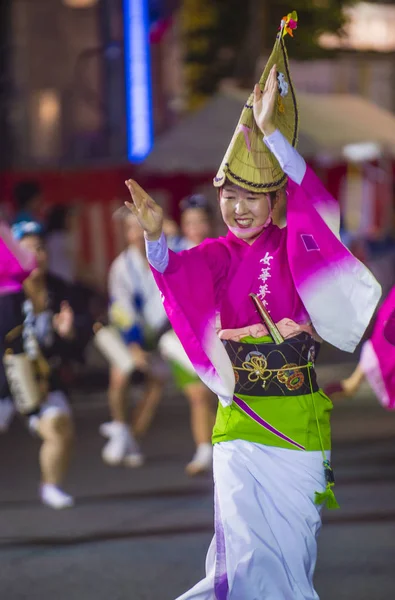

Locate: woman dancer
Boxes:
[123,13,380,599]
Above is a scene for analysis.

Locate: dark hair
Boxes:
[46,205,72,234]
[13,181,41,210]
[179,194,212,217]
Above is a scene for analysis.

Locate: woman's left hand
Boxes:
[53,301,75,339]
[253,64,278,137]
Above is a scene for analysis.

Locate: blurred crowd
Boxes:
[2,176,395,511]
[0,180,217,509]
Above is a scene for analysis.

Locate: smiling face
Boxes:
[219,182,278,243]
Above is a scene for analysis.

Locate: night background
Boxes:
[1,1,395,599]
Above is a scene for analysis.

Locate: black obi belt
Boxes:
[223,332,320,397]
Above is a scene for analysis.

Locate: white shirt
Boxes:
[108,246,167,332]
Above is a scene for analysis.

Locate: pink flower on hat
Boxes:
[280,11,298,38]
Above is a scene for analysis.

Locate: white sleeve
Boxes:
[263,129,306,185]
[145,232,169,273]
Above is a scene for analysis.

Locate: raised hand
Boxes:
[253,64,278,137]
[124,179,163,241]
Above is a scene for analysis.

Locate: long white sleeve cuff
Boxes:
[145,232,169,273]
[263,129,306,185]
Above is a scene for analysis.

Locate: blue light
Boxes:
[123,0,153,162]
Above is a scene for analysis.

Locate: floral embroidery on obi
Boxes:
[257,252,273,310]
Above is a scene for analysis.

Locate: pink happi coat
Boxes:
[152,166,381,406]
[360,285,395,409]
[0,222,36,294]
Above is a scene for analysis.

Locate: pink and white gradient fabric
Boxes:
[149,131,381,406]
[286,167,381,353]
[0,222,36,295]
[360,285,395,410]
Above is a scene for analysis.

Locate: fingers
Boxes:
[125,179,157,215]
[264,64,276,92]
[124,200,137,215]
[268,64,277,91]
[129,179,147,197]
[125,179,144,208]
[146,197,161,212]
[253,83,261,104]
[265,65,278,104]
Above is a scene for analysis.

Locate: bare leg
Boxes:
[184,382,216,476]
[102,365,143,467]
[132,376,164,437]
[185,382,216,447]
[108,365,129,423]
[37,413,74,486]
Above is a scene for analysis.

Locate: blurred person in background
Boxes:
[45,205,77,284]
[162,216,180,242]
[0,221,92,509]
[163,195,217,475]
[0,220,37,433]
[45,203,107,333]
[12,180,43,225]
[166,194,215,253]
[100,211,168,468]
[179,194,215,249]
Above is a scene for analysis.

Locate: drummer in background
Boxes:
[0,221,92,509]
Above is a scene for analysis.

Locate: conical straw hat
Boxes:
[214,12,299,193]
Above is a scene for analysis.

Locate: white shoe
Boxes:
[99,421,115,438]
[40,484,74,509]
[185,443,213,476]
[101,421,144,468]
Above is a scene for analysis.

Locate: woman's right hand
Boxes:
[124,179,163,241]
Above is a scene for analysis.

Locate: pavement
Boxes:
[0,359,395,600]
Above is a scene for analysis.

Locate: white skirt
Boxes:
[176,440,327,600]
